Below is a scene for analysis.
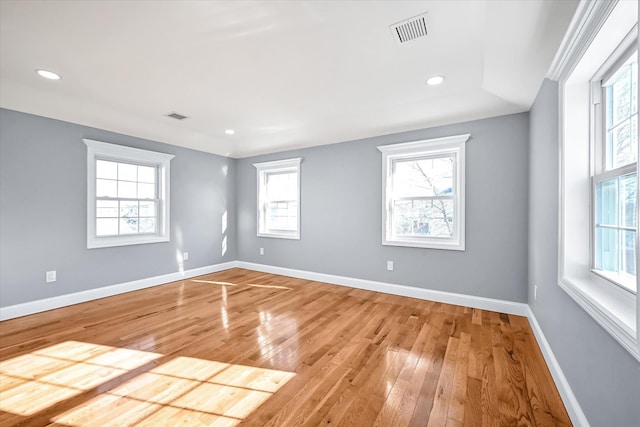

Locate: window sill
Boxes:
[559,274,639,362]
[383,238,464,251]
[257,232,300,240]
[88,234,170,249]
[592,269,637,294]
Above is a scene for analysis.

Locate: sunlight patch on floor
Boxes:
[54,356,294,426]
[191,279,291,290]
[0,341,161,416]
[0,341,295,425]
[192,280,237,286]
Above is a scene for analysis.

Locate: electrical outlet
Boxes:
[387,261,394,271]
[534,285,538,300]
[260,248,264,255]
[183,252,189,261]
[46,271,56,283]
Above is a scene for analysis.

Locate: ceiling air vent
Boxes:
[390,13,428,45]
[167,112,188,120]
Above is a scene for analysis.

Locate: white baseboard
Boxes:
[526,307,590,427]
[236,261,529,316]
[0,261,236,321]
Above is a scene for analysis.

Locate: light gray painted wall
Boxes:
[0,108,236,307]
[529,79,640,426]
[237,113,529,302]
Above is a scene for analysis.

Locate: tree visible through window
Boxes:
[392,156,454,238]
[378,134,469,250]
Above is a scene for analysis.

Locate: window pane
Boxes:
[606,51,638,169]
[610,65,632,127]
[393,156,453,198]
[267,201,296,231]
[266,172,296,201]
[620,173,637,228]
[119,201,138,218]
[96,200,118,218]
[609,120,635,169]
[595,173,637,282]
[139,218,156,234]
[119,218,138,235]
[596,178,619,226]
[96,218,118,236]
[137,183,156,199]
[118,181,137,198]
[623,230,636,276]
[118,163,137,181]
[632,58,638,115]
[96,179,117,197]
[595,226,619,272]
[138,166,156,183]
[96,160,117,179]
[632,114,638,164]
[287,201,297,230]
[139,201,156,217]
[393,199,453,238]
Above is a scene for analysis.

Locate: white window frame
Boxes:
[84,139,174,249]
[553,0,640,362]
[378,134,470,251]
[254,158,301,240]
[591,41,638,294]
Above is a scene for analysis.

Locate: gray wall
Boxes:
[529,79,640,426]
[0,108,236,306]
[236,113,529,302]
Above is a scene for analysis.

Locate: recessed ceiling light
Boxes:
[36,69,61,80]
[426,75,444,86]
[225,129,235,135]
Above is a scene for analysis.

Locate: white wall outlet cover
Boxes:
[387,261,394,271]
[46,271,56,282]
[260,248,264,255]
[183,252,189,261]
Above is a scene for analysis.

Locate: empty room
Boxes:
[0,0,638,426]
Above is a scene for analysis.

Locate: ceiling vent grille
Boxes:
[390,13,428,45]
[167,112,188,120]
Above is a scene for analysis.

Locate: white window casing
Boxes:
[84,139,174,249]
[553,0,640,362]
[254,158,301,239]
[378,134,470,251]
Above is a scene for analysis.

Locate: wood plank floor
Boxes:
[0,268,571,426]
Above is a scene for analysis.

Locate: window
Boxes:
[556,0,639,361]
[254,158,301,239]
[378,134,470,250]
[594,50,638,293]
[84,139,174,249]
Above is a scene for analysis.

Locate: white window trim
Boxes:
[552,0,640,362]
[378,134,470,251]
[83,139,174,249]
[253,158,301,240]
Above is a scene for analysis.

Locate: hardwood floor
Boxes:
[0,268,571,426]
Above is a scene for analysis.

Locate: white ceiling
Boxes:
[0,0,577,158]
